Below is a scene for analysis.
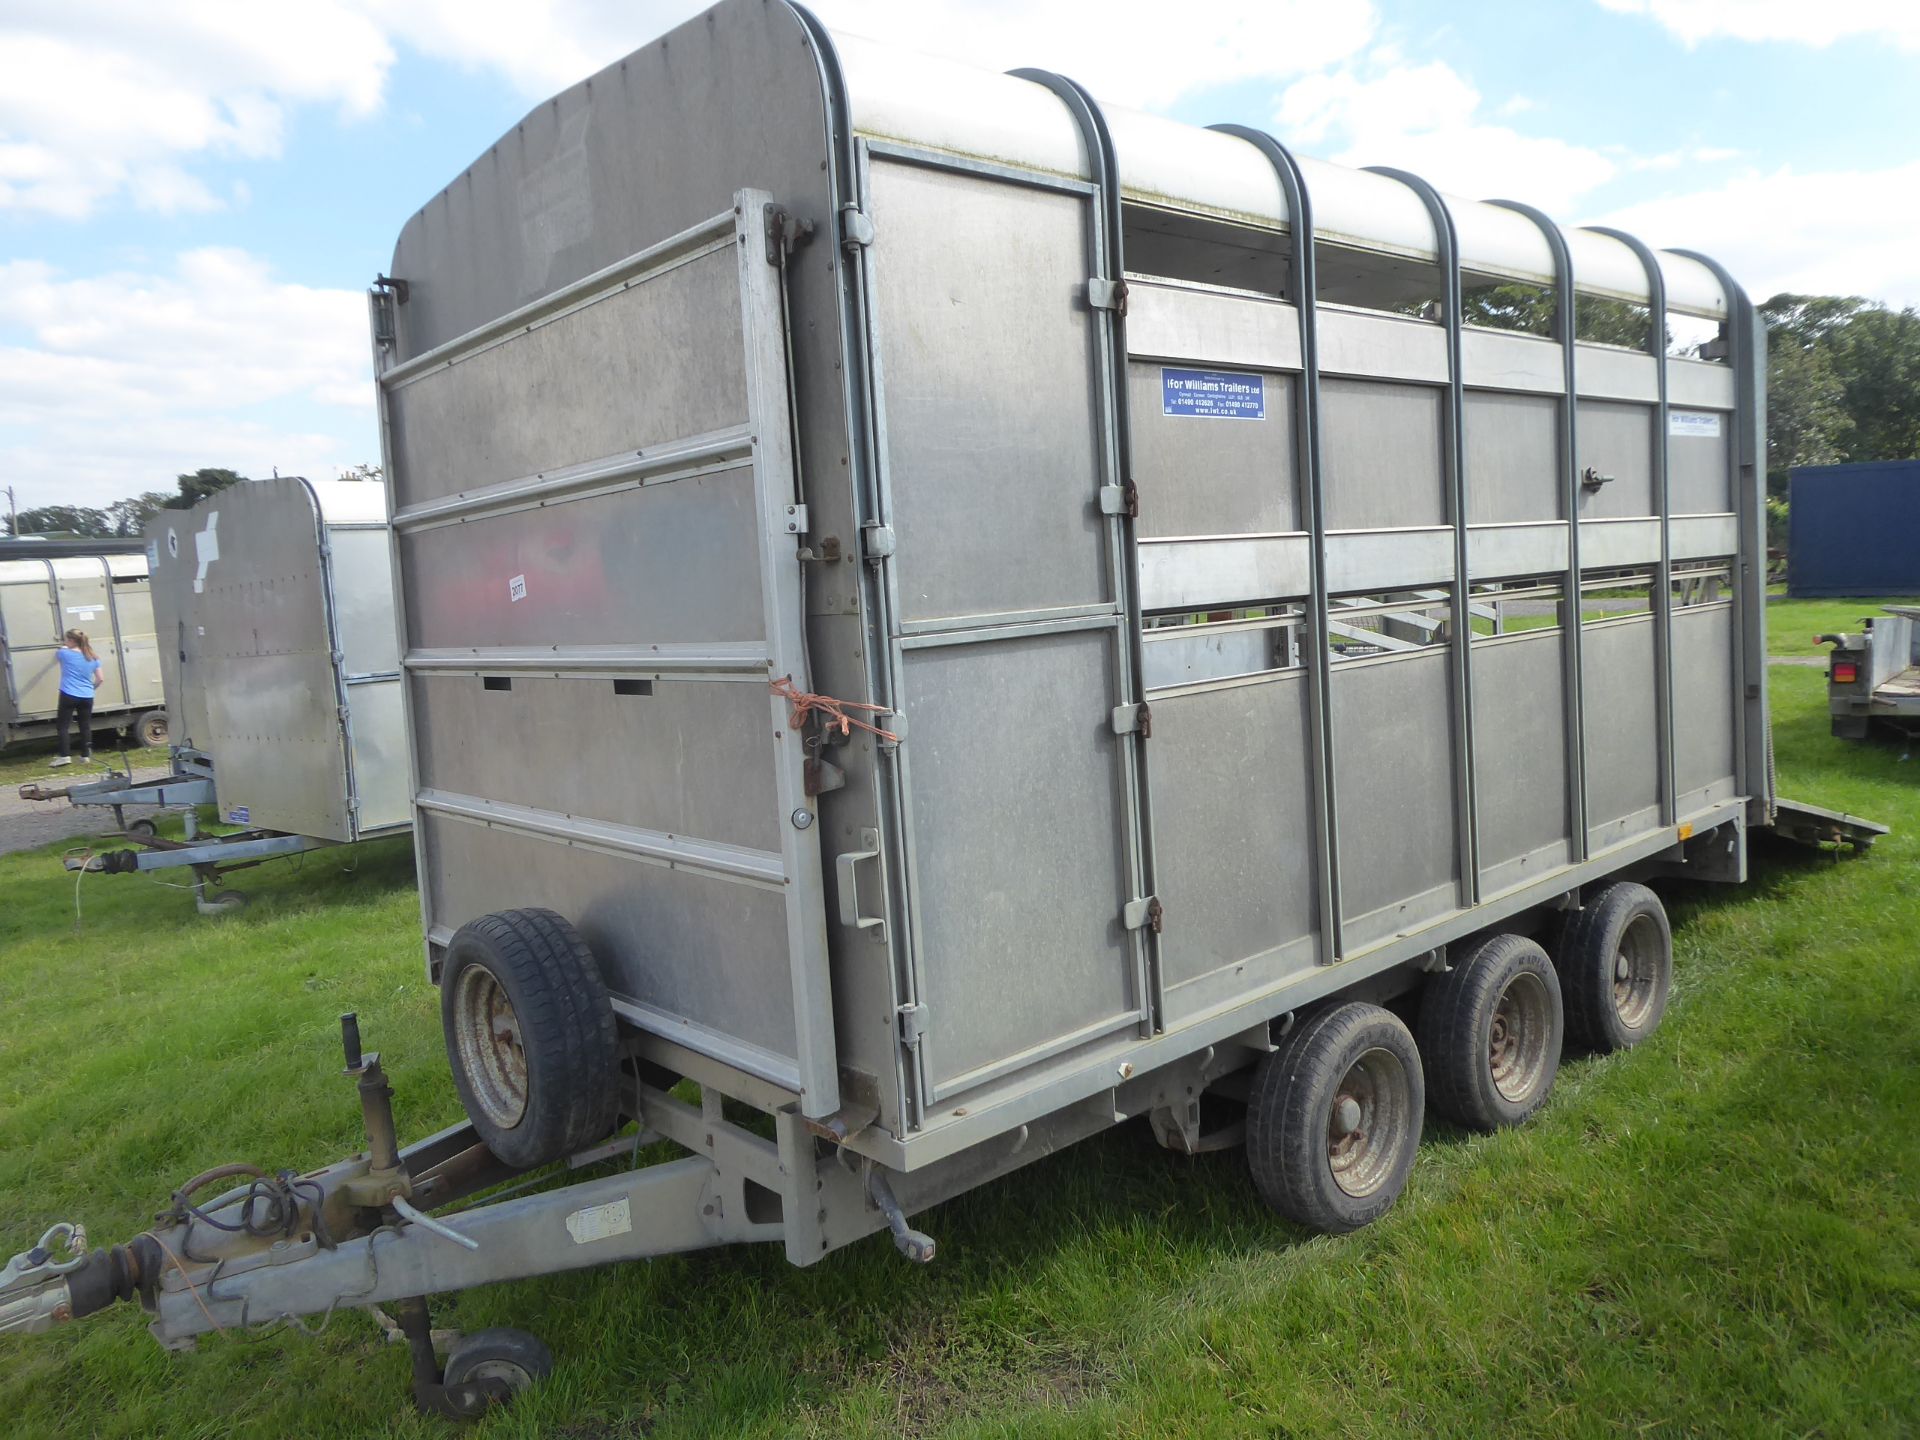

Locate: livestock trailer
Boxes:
[0,538,166,750]
[20,478,411,912]
[1788,459,1920,598]
[0,0,1879,1414]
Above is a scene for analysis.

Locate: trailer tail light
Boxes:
[1832,661,1859,684]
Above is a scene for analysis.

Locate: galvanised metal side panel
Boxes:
[866,161,1109,625]
[326,526,401,680]
[1126,364,1298,538]
[1464,391,1561,523]
[1788,460,1920,597]
[9,651,63,718]
[1471,632,1570,870]
[1581,618,1660,841]
[897,628,1135,1100]
[1148,674,1318,1024]
[419,812,800,1078]
[1319,379,1445,530]
[397,473,767,650]
[146,520,211,748]
[409,674,781,853]
[150,481,355,840]
[344,680,413,834]
[0,574,58,646]
[1330,650,1458,944]
[388,251,748,506]
[110,581,164,714]
[1575,400,1655,518]
[1141,628,1277,689]
[1667,412,1733,514]
[1672,604,1737,807]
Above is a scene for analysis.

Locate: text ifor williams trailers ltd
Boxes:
[0,0,1882,1417]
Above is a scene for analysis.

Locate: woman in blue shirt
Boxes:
[49,629,104,768]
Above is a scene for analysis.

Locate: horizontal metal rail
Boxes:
[379,210,738,389]
[415,789,786,888]
[391,425,756,532]
[405,644,771,678]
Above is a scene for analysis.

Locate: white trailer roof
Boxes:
[830,29,1729,319]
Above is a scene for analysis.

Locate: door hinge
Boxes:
[1111,702,1152,738]
[1097,483,1139,519]
[896,1002,928,1049]
[840,204,875,250]
[862,523,896,561]
[1088,277,1129,315]
[1123,896,1164,933]
[782,504,809,535]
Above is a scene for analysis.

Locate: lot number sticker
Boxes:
[1162,367,1265,420]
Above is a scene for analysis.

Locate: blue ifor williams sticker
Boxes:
[227,805,249,825]
[1161,367,1265,420]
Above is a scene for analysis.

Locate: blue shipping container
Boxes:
[1788,459,1920,597]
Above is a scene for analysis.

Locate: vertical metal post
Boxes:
[1587,228,1676,827]
[1210,125,1341,963]
[1013,67,1161,1029]
[1489,200,1588,860]
[1366,168,1479,906]
[97,554,134,708]
[1671,249,1771,819]
[792,6,922,1131]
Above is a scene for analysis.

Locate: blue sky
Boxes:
[4,0,1918,514]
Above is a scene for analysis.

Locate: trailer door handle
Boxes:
[836,830,884,932]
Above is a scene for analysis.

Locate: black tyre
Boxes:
[441,908,619,1169]
[1246,1001,1424,1234]
[1556,881,1671,1053]
[1418,933,1563,1131]
[135,709,169,748]
[125,817,158,839]
[443,1326,553,1399]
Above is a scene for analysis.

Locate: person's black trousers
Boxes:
[56,692,94,758]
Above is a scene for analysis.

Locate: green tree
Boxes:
[1833,306,1920,463]
[1764,331,1850,497]
[12,504,110,537]
[167,467,248,509]
[106,491,173,537]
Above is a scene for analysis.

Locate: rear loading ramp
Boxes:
[377,197,840,1118]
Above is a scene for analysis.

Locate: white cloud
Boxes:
[2,1,1378,219]
[1594,0,1920,50]
[1276,59,1619,213]
[1587,160,1920,308]
[0,1,389,217]
[0,250,374,510]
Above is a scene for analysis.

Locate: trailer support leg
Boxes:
[397,1293,508,1419]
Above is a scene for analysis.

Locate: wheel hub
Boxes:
[451,965,529,1128]
[1325,1047,1410,1198]
[1487,969,1552,1102]
[1610,915,1662,1030]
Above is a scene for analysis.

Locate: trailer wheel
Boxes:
[441,908,619,1169]
[134,709,169,748]
[1418,934,1563,1131]
[1246,1002,1423,1234]
[443,1326,553,1400]
[125,817,158,839]
[1556,882,1671,1053]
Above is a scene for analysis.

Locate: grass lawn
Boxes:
[0,600,1916,1438]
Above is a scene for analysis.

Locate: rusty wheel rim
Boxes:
[452,964,527,1128]
[1326,1046,1411,1198]
[1488,969,1552,1103]
[1611,914,1663,1031]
